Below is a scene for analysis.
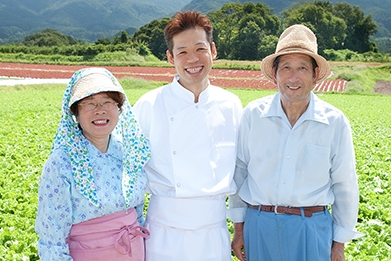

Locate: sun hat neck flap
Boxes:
[51,67,151,209]
[260,24,331,84]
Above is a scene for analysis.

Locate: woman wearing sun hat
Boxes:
[229,24,363,261]
[35,67,151,260]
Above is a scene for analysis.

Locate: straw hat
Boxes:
[260,24,331,84]
[69,70,124,106]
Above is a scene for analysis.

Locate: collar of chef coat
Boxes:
[171,75,211,104]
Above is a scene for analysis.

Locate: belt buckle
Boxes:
[274,205,283,214]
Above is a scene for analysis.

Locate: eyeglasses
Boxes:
[78,101,119,111]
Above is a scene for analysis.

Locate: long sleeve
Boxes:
[35,153,74,261]
[35,136,145,260]
[226,93,363,242]
[330,116,364,242]
[228,108,251,223]
[133,80,242,199]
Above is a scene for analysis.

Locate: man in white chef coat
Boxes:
[133,10,242,261]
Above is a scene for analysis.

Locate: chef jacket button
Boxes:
[170,117,174,121]
[173,151,176,155]
[177,183,181,187]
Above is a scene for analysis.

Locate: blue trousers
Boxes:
[243,206,333,261]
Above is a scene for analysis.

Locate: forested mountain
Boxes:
[0,0,191,44]
[0,0,390,44]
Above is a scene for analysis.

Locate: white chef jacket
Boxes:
[134,76,242,200]
[228,92,363,243]
[133,76,242,260]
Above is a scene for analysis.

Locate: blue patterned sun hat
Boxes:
[51,67,150,208]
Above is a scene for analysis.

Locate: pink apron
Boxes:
[66,209,150,261]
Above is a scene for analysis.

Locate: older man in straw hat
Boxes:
[228,24,363,261]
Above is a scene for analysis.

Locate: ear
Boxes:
[166,50,174,65]
[313,67,320,84]
[272,69,278,84]
[211,42,217,60]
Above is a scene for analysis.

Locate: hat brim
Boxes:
[69,73,124,106]
[260,49,331,84]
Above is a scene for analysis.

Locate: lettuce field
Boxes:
[1,83,390,260]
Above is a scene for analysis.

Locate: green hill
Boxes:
[0,0,191,44]
[0,0,390,45]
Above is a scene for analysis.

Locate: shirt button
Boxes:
[177,183,181,187]
[195,105,199,109]
[173,151,176,155]
[170,117,174,121]
[286,155,290,159]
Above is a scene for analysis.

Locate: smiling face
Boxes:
[76,92,119,148]
[273,53,319,106]
[166,26,217,92]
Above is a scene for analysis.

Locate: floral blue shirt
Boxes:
[35,135,145,261]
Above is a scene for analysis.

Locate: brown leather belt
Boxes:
[249,205,325,218]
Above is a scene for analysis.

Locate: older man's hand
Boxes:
[232,222,246,261]
[331,241,345,261]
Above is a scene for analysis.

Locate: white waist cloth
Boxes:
[146,195,227,230]
[145,195,231,261]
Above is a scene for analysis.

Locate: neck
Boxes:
[178,79,208,103]
[281,100,309,127]
[84,134,110,153]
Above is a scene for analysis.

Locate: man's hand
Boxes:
[232,222,246,261]
[331,241,345,261]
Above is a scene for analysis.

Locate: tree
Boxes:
[208,2,280,60]
[132,18,171,60]
[113,31,129,45]
[208,3,243,59]
[281,1,378,54]
[22,29,82,47]
[95,38,111,45]
[258,35,279,59]
[232,19,262,60]
[333,2,377,53]
[282,1,346,55]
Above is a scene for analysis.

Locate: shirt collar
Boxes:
[261,92,330,125]
[171,75,210,103]
[85,134,123,163]
[307,92,330,125]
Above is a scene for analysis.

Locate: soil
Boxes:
[0,62,276,89]
[2,62,387,93]
[374,81,391,95]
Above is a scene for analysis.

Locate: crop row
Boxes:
[0,83,390,260]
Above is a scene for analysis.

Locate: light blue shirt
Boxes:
[35,135,144,261]
[228,92,362,242]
